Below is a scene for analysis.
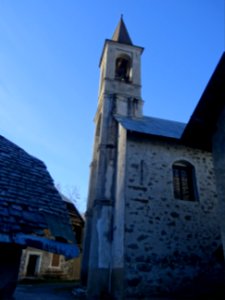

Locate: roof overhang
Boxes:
[14,233,79,259]
[115,114,185,140]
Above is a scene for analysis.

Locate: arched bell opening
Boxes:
[115,55,132,83]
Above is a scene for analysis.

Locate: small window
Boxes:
[172,161,197,201]
[51,253,60,267]
[115,56,131,82]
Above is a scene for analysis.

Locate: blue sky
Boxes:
[0,1,224,212]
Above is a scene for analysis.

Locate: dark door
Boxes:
[26,254,39,276]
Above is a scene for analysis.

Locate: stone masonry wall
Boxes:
[19,247,81,281]
[124,134,221,297]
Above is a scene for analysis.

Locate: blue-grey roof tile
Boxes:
[115,115,186,139]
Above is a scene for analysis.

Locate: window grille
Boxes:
[172,161,197,201]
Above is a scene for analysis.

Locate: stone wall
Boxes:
[19,247,81,281]
[124,133,222,297]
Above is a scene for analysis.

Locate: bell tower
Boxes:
[81,17,144,298]
[98,16,144,118]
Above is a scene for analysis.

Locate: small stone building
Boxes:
[19,196,84,281]
[82,17,225,299]
[0,135,78,298]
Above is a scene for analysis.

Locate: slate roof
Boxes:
[112,16,133,45]
[0,135,77,257]
[115,115,186,139]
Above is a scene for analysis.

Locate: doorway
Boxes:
[26,254,40,276]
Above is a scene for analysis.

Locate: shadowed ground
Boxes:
[14,281,225,300]
[15,282,80,300]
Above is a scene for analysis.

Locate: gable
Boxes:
[182,52,225,151]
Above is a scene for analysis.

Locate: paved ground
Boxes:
[14,283,176,300]
[14,282,224,300]
[14,283,174,300]
[13,283,186,300]
[14,282,82,300]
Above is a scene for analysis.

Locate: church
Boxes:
[82,17,225,299]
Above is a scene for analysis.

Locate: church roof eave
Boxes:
[115,115,186,140]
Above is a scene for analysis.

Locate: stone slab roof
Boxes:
[115,115,186,140]
[0,135,78,257]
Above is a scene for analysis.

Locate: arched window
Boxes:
[172,160,197,201]
[115,56,131,82]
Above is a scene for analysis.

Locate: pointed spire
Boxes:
[112,15,133,45]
